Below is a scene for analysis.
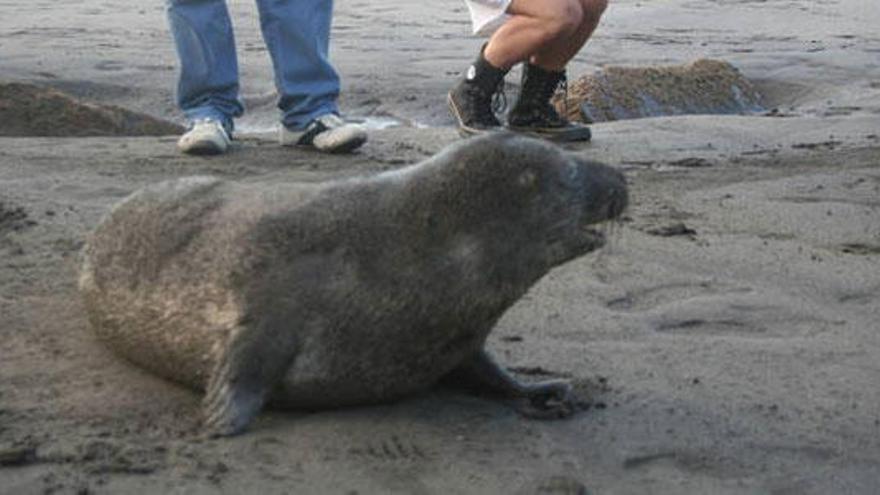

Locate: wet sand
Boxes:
[2,0,880,493]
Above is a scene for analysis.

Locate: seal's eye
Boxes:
[517,170,537,189]
[424,213,438,230]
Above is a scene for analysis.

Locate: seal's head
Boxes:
[411,132,627,273]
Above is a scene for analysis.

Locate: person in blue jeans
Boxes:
[168,0,366,155]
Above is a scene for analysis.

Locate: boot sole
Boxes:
[447,93,500,138]
[506,125,592,143]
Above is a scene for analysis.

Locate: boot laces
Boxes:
[491,79,507,115]
[559,73,569,121]
[538,71,567,124]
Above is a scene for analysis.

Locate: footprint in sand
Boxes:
[94,60,124,72]
[348,435,429,462]
[646,293,834,339]
[605,281,750,313]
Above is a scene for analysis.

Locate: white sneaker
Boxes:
[279,114,367,153]
[177,119,231,155]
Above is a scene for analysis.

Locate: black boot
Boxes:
[507,64,591,142]
[448,48,509,137]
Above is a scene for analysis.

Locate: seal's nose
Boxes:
[579,161,628,223]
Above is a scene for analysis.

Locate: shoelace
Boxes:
[491,79,507,115]
[189,118,230,139]
[316,113,345,129]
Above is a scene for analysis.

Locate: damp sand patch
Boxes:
[554,59,765,123]
[0,82,184,137]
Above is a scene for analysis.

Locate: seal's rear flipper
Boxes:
[443,349,575,419]
[202,324,298,437]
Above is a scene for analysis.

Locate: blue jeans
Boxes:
[166,0,340,132]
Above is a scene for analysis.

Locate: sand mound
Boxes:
[0,82,184,137]
[554,59,765,123]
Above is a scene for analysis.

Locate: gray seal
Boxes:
[79,133,627,436]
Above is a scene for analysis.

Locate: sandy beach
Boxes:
[2,0,879,493]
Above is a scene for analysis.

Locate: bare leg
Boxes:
[532,0,609,69]
[483,0,608,71]
[483,0,583,70]
[445,349,575,419]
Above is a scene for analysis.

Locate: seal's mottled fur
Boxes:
[79,133,627,435]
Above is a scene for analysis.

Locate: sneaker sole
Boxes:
[314,134,368,154]
[178,142,228,156]
[281,126,367,154]
[447,93,499,138]
[506,125,592,143]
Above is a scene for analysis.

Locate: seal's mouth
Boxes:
[579,226,607,252]
[545,224,608,266]
[583,225,606,242]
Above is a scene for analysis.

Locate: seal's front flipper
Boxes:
[202,323,298,437]
[444,349,575,419]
